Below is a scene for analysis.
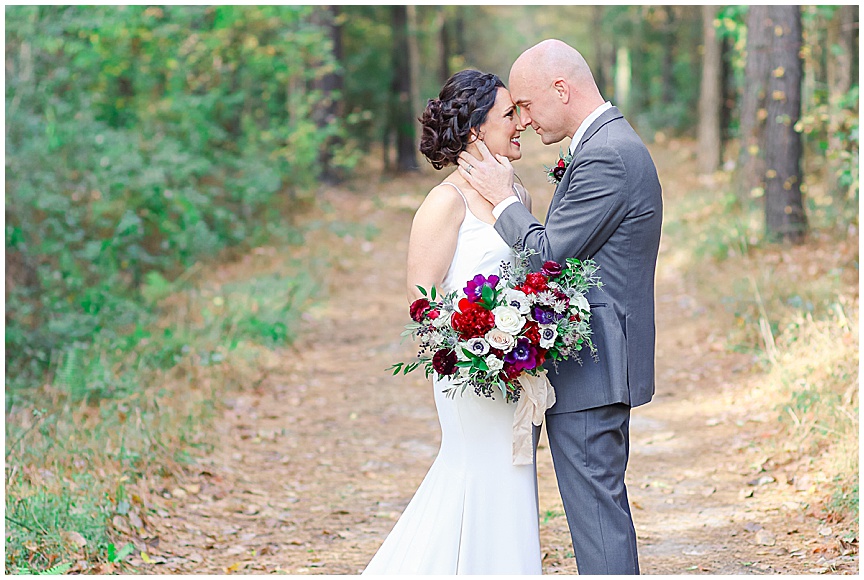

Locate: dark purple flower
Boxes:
[503,338,538,372]
[532,306,555,325]
[463,274,500,303]
[552,165,567,183]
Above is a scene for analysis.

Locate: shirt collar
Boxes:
[569,101,613,155]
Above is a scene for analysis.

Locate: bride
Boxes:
[363,69,542,575]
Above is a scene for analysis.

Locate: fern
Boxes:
[40,562,74,575]
[15,562,74,575]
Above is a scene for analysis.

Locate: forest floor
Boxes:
[126,133,858,575]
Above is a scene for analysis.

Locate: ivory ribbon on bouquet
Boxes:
[512,371,556,466]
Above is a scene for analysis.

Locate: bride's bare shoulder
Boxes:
[412,180,466,226]
[421,180,465,208]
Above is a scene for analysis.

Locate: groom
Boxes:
[459,39,662,574]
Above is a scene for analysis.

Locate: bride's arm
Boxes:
[406,185,465,303]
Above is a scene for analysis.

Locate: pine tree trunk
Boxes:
[737,5,771,198]
[437,9,449,85]
[697,5,722,174]
[391,6,419,172]
[720,34,735,146]
[311,6,344,184]
[661,6,677,106]
[614,46,631,116]
[592,6,606,96]
[826,5,857,199]
[763,6,807,243]
[406,5,422,121]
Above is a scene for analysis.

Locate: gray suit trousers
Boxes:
[545,403,639,575]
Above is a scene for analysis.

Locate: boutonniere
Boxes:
[544,149,573,184]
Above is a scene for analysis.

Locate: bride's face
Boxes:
[473,88,525,162]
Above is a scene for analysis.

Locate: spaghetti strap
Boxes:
[441,181,469,207]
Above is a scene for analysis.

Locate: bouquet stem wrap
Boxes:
[512,371,556,465]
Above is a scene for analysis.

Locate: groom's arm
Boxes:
[496,145,628,265]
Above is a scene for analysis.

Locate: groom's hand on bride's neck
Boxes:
[458,141,516,206]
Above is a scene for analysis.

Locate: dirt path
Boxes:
[133,135,857,574]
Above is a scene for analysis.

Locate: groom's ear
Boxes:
[553,79,570,104]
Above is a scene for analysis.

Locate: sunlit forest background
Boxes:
[5,5,859,574]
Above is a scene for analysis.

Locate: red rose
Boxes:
[521,272,549,294]
[451,298,495,338]
[557,158,565,168]
[428,309,440,320]
[410,298,431,322]
[432,349,458,375]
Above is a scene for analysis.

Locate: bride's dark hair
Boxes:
[419,70,505,170]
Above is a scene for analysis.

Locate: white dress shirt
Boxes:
[492,101,613,219]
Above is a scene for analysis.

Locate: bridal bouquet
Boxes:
[390,247,602,404]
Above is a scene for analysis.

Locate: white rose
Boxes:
[466,337,490,356]
[432,309,452,328]
[571,294,590,314]
[492,305,526,334]
[502,288,531,314]
[485,354,504,372]
[485,328,516,353]
[539,324,558,349]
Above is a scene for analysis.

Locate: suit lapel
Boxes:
[544,107,625,222]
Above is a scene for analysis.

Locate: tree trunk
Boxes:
[697,5,722,174]
[737,5,771,198]
[826,5,857,199]
[406,5,422,121]
[763,6,806,243]
[311,6,344,184]
[437,9,449,85]
[661,6,677,106]
[614,46,631,116]
[592,6,607,96]
[720,34,735,146]
[391,5,419,172]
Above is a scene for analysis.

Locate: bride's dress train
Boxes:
[363,183,542,575]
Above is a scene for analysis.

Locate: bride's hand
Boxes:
[458,141,516,206]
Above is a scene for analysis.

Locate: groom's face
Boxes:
[509,71,568,145]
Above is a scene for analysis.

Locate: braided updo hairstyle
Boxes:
[419,70,506,170]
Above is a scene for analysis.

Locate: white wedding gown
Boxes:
[363,183,542,575]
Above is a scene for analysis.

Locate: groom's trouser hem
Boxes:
[545,403,639,575]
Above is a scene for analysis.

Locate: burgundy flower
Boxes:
[541,261,563,278]
[432,349,457,376]
[464,274,500,303]
[409,298,431,323]
[552,165,567,182]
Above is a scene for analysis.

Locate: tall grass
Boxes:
[669,167,859,531]
[5,254,318,573]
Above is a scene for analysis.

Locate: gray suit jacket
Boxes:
[496,107,662,413]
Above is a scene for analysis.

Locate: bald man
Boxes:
[459,39,662,574]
